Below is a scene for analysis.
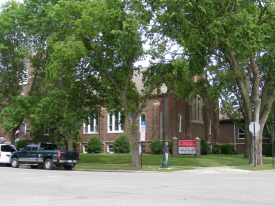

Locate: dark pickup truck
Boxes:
[11,142,80,170]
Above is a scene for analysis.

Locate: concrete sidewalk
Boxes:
[177,166,255,174]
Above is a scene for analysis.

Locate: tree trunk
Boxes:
[131,131,139,167]
[244,121,250,159]
[68,136,73,151]
[249,130,263,165]
[68,115,80,151]
[128,113,139,168]
[11,128,16,146]
[257,131,263,165]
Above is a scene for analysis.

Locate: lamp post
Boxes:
[160,83,169,169]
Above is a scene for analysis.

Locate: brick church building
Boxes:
[1,60,219,154]
[79,70,219,153]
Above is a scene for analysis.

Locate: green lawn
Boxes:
[75,153,275,171]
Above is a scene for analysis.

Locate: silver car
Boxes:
[0,144,16,166]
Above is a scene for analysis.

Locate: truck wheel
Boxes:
[64,165,73,170]
[44,159,53,170]
[11,158,19,168]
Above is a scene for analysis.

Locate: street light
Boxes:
[160,83,169,169]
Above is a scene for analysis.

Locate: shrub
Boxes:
[149,138,162,154]
[212,148,221,154]
[87,135,103,153]
[264,143,274,157]
[220,143,235,154]
[15,138,29,150]
[114,133,131,153]
[200,137,209,155]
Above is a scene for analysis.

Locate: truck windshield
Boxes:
[40,143,58,150]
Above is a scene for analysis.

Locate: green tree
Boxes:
[148,0,275,165]
[43,0,161,167]
[24,0,106,150]
[0,1,42,145]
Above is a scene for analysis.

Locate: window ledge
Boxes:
[191,120,204,124]
[107,131,124,134]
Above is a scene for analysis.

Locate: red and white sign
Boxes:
[179,140,196,154]
[140,132,145,141]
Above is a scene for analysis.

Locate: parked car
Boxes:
[0,144,17,166]
[11,142,80,170]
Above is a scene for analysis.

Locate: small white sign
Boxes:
[249,122,260,134]
[140,132,145,141]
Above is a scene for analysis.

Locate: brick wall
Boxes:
[79,92,219,154]
[219,120,271,154]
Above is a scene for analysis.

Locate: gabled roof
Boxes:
[219,107,244,121]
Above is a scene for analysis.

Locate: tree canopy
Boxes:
[147,0,275,164]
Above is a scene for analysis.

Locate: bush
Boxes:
[149,138,162,154]
[212,148,221,154]
[87,135,103,153]
[15,138,29,150]
[200,137,209,155]
[114,133,131,153]
[264,143,274,157]
[220,143,235,154]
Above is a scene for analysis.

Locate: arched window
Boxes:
[191,95,203,122]
[179,114,182,132]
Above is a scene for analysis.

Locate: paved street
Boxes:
[1,166,275,206]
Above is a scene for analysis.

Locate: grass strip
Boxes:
[77,153,275,171]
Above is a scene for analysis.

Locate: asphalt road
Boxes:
[1,165,275,206]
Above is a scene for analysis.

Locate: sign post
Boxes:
[249,121,260,167]
[140,121,146,168]
[272,124,274,167]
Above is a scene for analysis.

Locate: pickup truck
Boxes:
[11,142,80,170]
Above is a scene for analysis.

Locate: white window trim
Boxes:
[238,126,245,139]
[139,144,146,154]
[83,117,99,134]
[107,112,124,133]
[107,145,114,153]
[21,123,27,135]
[83,145,88,153]
[179,114,182,132]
